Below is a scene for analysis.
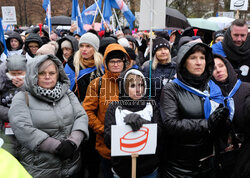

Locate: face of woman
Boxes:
[156,47,170,63]
[213,58,228,82]
[38,64,58,89]
[10,38,20,50]
[215,36,224,43]
[184,51,206,77]
[128,76,145,100]
[107,58,124,73]
[79,43,95,60]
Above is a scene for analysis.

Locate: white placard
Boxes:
[230,0,248,11]
[1,6,17,25]
[139,0,166,30]
[111,124,157,156]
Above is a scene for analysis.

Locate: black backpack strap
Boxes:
[25,91,29,107]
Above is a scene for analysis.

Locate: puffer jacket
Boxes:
[8,55,89,178]
[104,68,163,178]
[83,44,132,159]
[160,42,216,178]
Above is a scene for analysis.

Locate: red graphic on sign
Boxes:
[120,127,149,153]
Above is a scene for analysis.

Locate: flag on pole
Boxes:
[103,0,135,29]
[82,0,102,25]
[0,18,7,55]
[42,0,52,36]
[72,0,85,35]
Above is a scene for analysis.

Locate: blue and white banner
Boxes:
[42,0,52,35]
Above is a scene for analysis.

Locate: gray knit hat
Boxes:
[6,55,27,71]
[79,32,100,51]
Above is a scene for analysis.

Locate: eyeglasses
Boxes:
[38,71,57,78]
[108,60,124,65]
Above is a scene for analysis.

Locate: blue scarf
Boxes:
[173,78,224,119]
[224,79,241,121]
[64,64,98,90]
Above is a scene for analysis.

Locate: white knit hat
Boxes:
[36,41,59,55]
[79,32,100,51]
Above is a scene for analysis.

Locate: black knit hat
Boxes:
[99,37,117,55]
[152,37,170,56]
[213,31,224,41]
[106,50,125,65]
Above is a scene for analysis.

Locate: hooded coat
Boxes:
[160,42,216,178]
[104,68,163,178]
[24,33,43,60]
[56,35,79,66]
[8,55,89,178]
[6,32,23,57]
[212,55,250,178]
[0,63,24,155]
[83,44,132,159]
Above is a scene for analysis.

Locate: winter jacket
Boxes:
[141,60,176,105]
[6,32,23,57]
[8,55,89,178]
[160,42,216,178]
[104,68,163,178]
[83,44,132,159]
[0,63,24,155]
[212,54,250,178]
[56,35,79,66]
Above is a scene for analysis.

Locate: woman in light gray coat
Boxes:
[8,54,89,178]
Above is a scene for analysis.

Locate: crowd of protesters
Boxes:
[0,18,250,178]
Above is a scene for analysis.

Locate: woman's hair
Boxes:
[125,74,144,95]
[73,49,103,79]
[152,48,171,70]
[38,59,59,74]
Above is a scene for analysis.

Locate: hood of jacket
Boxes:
[24,33,43,57]
[103,43,132,79]
[212,54,238,96]
[6,32,23,51]
[118,68,147,100]
[56,36,79,62]
[176,42,214,87]
[24,54,70,103]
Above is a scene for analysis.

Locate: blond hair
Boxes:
[152,53,171,70]
[73,50,103,78]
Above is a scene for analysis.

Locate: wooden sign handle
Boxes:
[131,153,138,178]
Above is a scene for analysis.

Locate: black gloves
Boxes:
[124,113,150,132]
[55,140,77,160]
[208,105,229,134]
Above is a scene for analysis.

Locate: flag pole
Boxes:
[112,8,122,31]
[92,7,98,25]
[149,0,153,99]
[93,0,105,24]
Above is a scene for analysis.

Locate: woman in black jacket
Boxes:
[160,42,229,178]
[212,54,250,178]
[104,68,163,178]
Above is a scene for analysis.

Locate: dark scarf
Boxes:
[180,68,209,90]
[222,28,250,68]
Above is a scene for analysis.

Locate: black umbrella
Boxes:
[165,7,190,30]
[51,16,71,26]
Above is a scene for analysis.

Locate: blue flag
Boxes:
[72,0,85,35]
[0,18,7,55]
[42,0,52,35]
[103,0,135,29]
[82,0,102,25]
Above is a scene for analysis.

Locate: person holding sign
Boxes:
[104,68,163,178]
[160,42,230,178]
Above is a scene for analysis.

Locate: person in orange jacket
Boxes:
[83,43,132,177]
